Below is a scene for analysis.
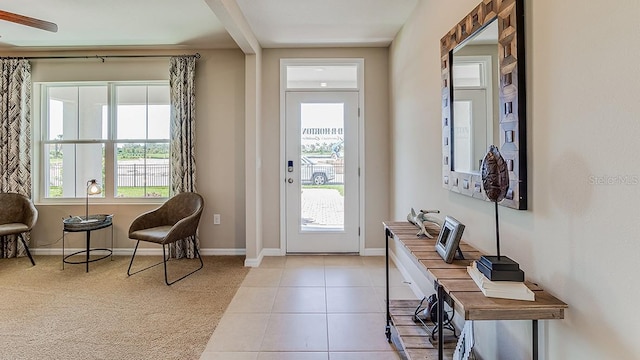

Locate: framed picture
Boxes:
[435,216,465,263]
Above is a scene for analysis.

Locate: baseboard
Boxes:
[33,248,246,256]
[362,248,385,256]
[244,248,283,267]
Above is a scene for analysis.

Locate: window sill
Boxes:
[35,198,167,206]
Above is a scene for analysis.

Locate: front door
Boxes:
[285,91,359,253]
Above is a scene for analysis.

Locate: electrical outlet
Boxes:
[213,214,221,225]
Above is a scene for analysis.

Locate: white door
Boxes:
[285,91,359,253]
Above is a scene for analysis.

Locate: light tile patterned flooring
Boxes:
[200,255,418,360]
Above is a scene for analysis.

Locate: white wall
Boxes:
[260,48,390,252]
[17,49,246,252]
[390,0,640,359]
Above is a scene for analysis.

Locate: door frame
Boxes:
[279,58,365,255]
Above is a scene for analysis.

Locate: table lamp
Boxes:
[86,179,102,220]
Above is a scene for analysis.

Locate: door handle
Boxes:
[287,178,294,184]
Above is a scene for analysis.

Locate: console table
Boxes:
[384,221,567,360]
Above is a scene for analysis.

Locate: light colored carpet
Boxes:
[0,255,249,360]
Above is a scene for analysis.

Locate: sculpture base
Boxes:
[477,255,524,282]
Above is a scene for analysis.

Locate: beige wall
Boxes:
[20,49,246,252]
[260,48,390,251]
[390,0,640,359]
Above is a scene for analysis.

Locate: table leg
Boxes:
[385,227,391,342]
[533,319,538,360]
[110,224,114,261]
[62,231,65,270]
[85,230,90,273]
[438,282,444,360]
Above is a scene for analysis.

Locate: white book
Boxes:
[467,261,535,301]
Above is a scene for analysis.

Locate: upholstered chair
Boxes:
[127,192,204,285]
[0,193,37,266]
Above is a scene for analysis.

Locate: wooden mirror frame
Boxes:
[441,0,527,210]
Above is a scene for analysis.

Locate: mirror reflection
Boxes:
[452,20,498,173]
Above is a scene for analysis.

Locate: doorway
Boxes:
[284,91,360,253]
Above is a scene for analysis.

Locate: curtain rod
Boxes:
[1,53,200,61]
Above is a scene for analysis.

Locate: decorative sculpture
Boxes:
[478,145,524,281]
[481,145,509,258]
[407,208,442,238]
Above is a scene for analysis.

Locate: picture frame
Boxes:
[435,216,466,263]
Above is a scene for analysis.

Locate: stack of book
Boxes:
[467,261,535,301]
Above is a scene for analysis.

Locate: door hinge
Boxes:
[358,227,361,236]
[358,107,361,117]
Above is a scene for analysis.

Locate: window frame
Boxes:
[34,81,171,205]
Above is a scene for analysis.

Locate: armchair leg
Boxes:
[127,240,167,278]
[18,233,35,266]
[162,238,204,285]
[127,238,204,286]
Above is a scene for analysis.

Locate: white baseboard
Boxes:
[362,248,385,256]
[33,248,246,256]
[244,248,283,267]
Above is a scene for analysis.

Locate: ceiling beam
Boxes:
[204,0,261,54]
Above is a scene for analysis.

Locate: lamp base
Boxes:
[477,255,524,282]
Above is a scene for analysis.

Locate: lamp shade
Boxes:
[87,179,102,195]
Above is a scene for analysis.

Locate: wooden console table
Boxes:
[384,221,567,360]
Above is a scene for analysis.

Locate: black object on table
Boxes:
[62,214,114,272]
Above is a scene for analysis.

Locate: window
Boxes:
[41,82,170,200]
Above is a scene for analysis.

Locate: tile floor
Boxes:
[200,255,419,360]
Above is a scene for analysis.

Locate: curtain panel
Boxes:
[0,59,32,259]
[169,56,198,259]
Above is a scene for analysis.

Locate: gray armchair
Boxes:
[0,193,37,266]
[127,192,204,285]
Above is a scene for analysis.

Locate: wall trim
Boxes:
[244,247,282,267]
[362,248,385,256]
[33,248,246,256]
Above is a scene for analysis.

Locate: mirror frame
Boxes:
[441,0,527,210]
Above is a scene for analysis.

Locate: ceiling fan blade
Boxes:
[0,10,58,32]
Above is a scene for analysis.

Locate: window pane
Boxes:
[44,143,105,198]
[148,86,170,139]
[47,86,107,140]
[79,87,108,139]
[115,143,170,198]
[117,86,148,139]
[287,65,358,89]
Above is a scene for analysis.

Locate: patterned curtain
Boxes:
[0,59,32,259]
[169,56,198,259]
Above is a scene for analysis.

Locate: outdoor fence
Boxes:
[49,163,170,187]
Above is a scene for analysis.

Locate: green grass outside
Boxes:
[302,184,344,197]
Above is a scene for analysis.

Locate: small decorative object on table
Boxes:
[479,145,524,281]
[63,214,113,231]
[435,216,465,263]
[407,207,442,238]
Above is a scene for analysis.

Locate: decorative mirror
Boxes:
[441,0,527,210]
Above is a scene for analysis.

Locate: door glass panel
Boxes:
[453,100,472,173]
[299,103,344,232]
